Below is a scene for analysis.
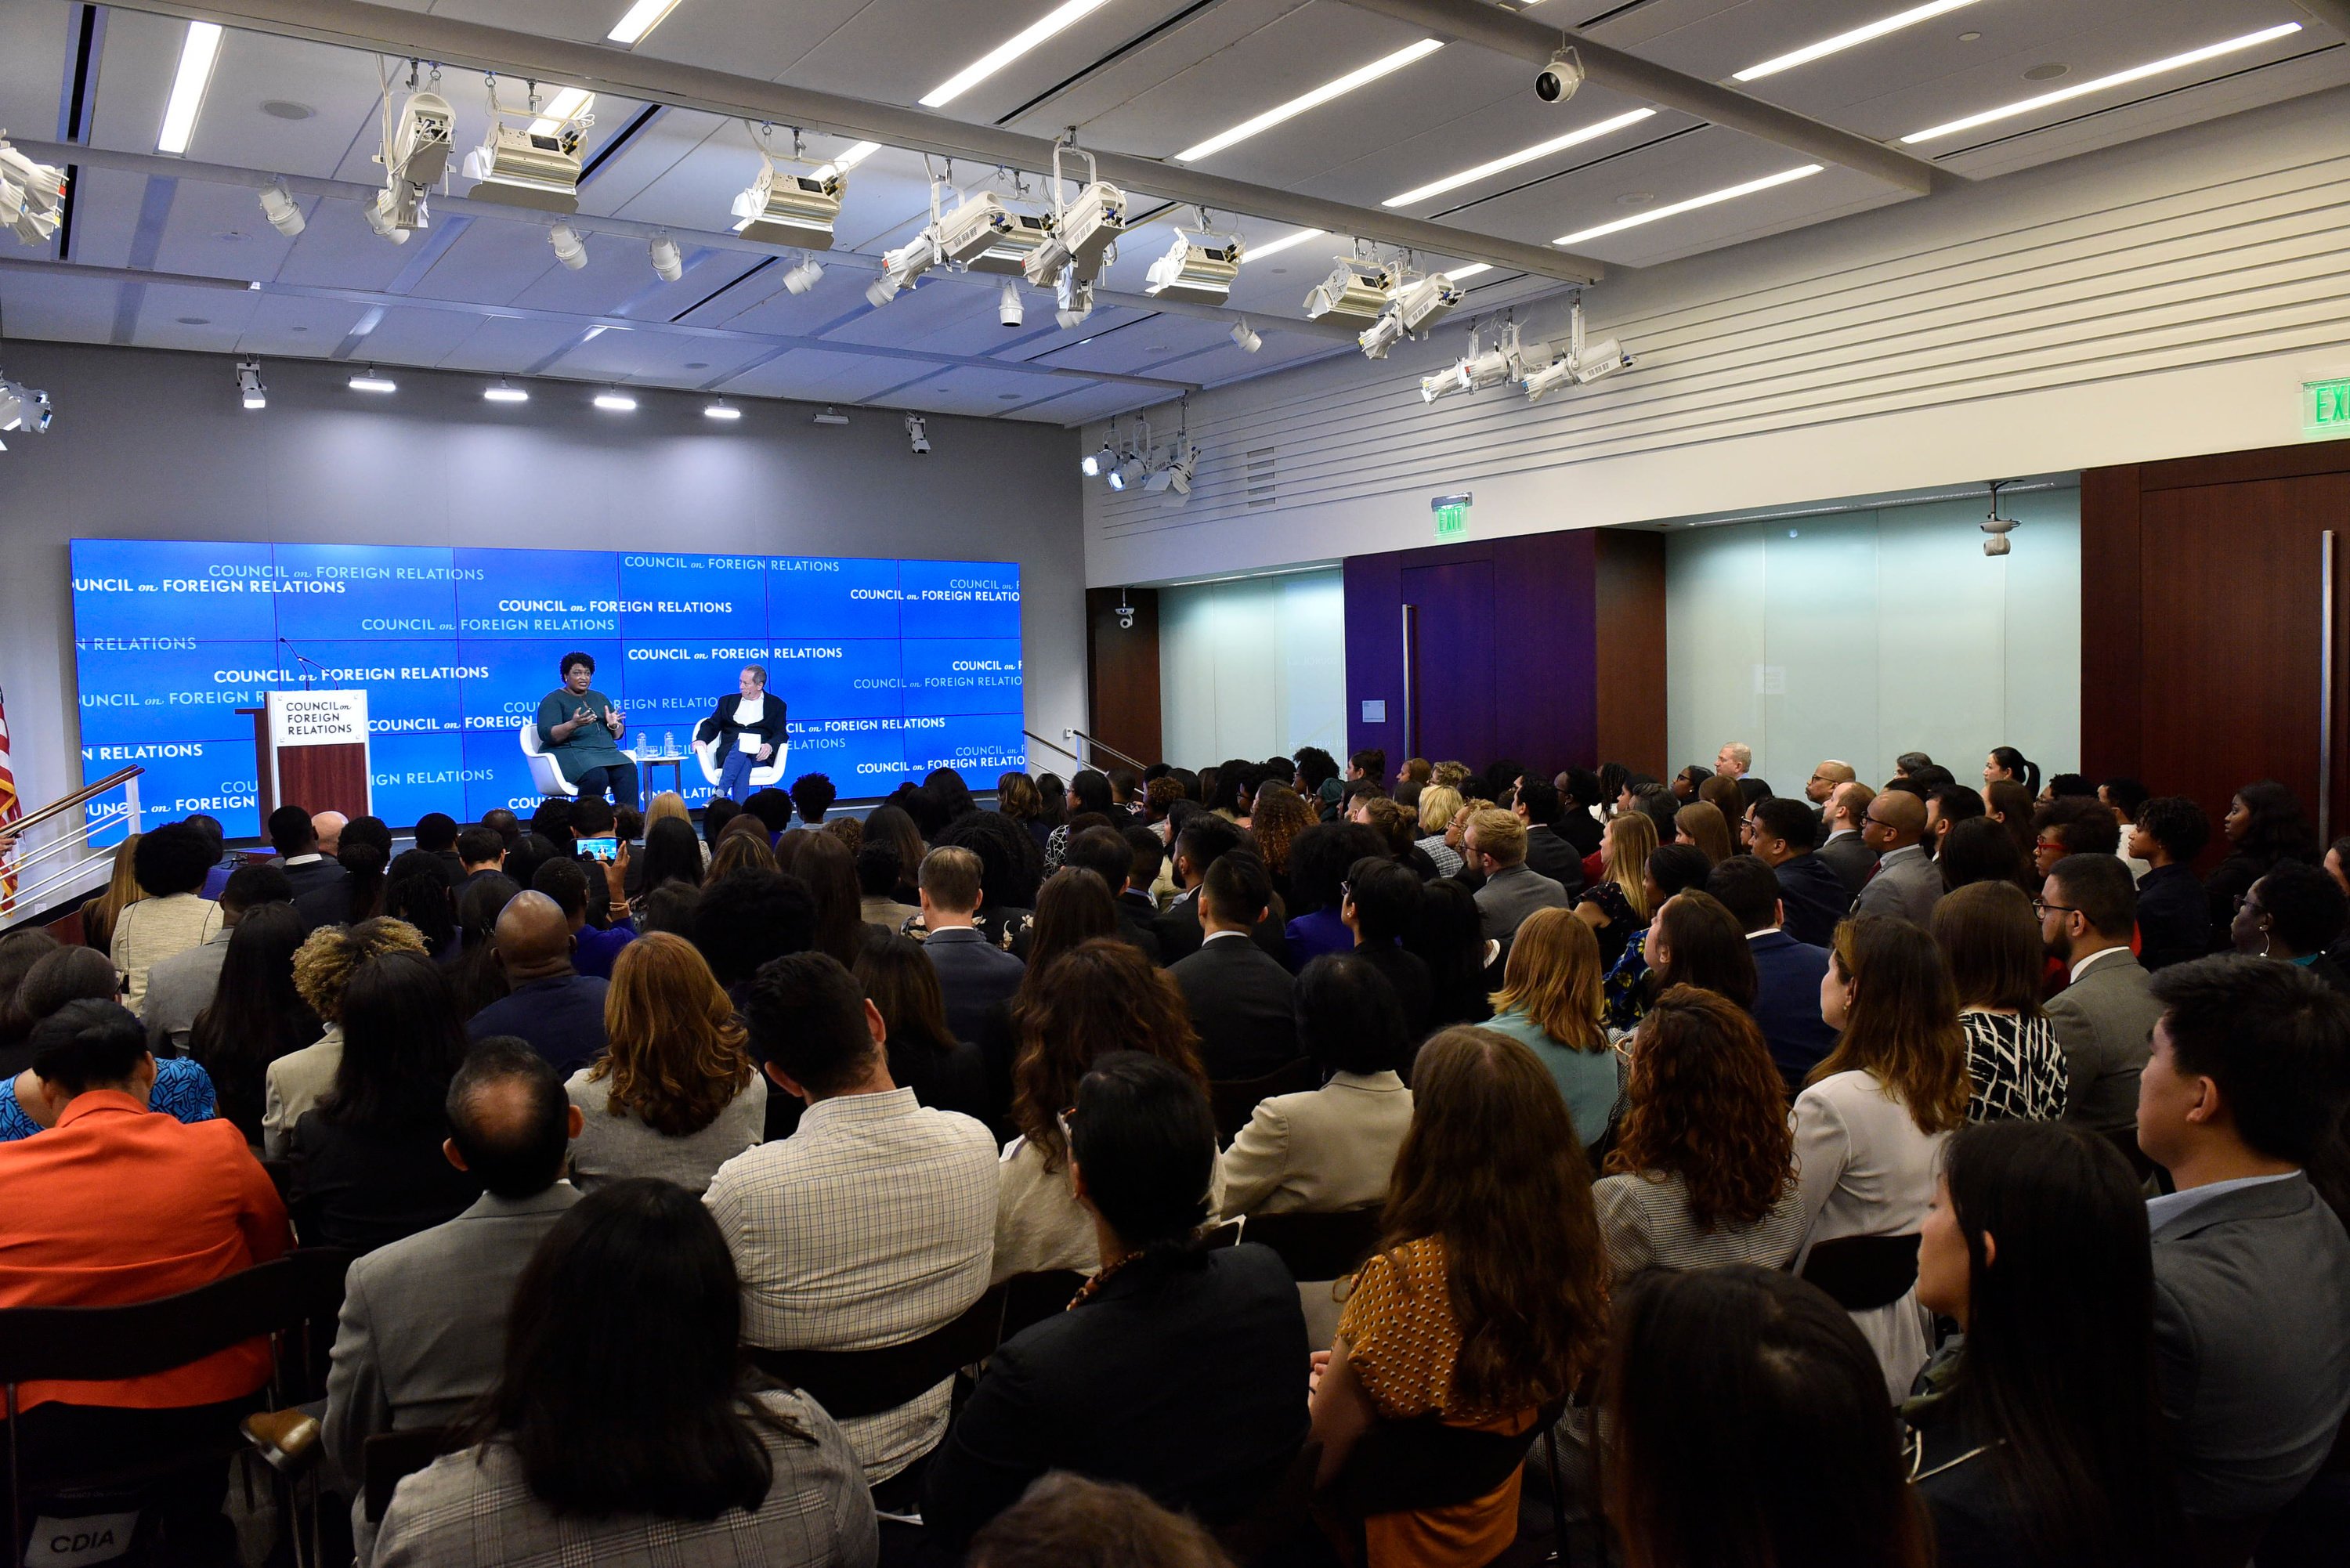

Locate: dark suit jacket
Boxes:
[1555,810,1603,858]
[1746,930,1838,1096]
[923,1244,1311,1548]
[1354,941,1434,1042]
[1815,830,1877,899]
[289,1112,485,1255]
[1522,825,1586,895]
[1770,851,1851,950]
[466,973,609,1075]
[2135,863,2212,971]
[1155,887,1289,967]
[2150,1172,2350,1521]
[275,854,347,902]
[1114,891,1165,965]
[693,690,786,765]
[1170,937,1300,1081]
[922,927,1027,1046]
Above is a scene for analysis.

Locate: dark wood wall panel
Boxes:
[1085,587,1162,767]
[1594,530,1667,777]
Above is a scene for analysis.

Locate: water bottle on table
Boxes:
[663,729,676,758]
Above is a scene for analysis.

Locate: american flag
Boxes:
[0,685,16,907]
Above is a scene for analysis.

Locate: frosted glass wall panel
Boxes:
[1761,516,1880,795]
[1664,527,1766,779]
[1160,569,1345,766]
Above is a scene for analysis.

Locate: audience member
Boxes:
[1246,781,1315,905]
[784,829,873,967]
[266,806,345,901]
[628,815,704,907]
[0,999,291,1559]
[2230,859,2350,991]
[289,950,482,1252]
[1062,826,1162,961]
[1464,807,1570,944]
[924,1053,1310,1548]
[1597,985,1804,1283]
[2138,956,2350,1537]
[2031,797,2122,885]
[385,852,460,960]
[466,890,610,1074]
[0,927,60,1066]
[1643,888,1759,1010]
[1672,801,1734,867]
[1906,1120,2171,1568]
[529,854,634,981]
[109,822,223,1012]
[1309,1028,1607,1564]
[997,940,1205,1283]
[1803,758,1858,818]
[919,845,1027,1043]
[790,771,837,826]
[964,1472,1235,1568]
[1983,779,2038,866]
[1340,855,1434,1040]
[1854,789,1940,928]
[857,839,922,933]
[566,933,764,1194]
[707,952,995,1500]
[1925,782,1987,862]
[1158,815,1286,965]
[1937,815,2027,896]
[1934,880,2069,1121]
[707,821,782,879]
[924,811,1043,954]
[1707,854,1838,1093]
[2131,794,2214,968]
[183,899,316,1143]
[324,1039,582,1557]
[1574,811,1657,967]
[1414,786,1468,877]
[3,947,221,1140]
[852,930,991,1124]
[294,817,395,930]
[143,862,289,1053]
[1743,796,1848,948]
[448,872,521,1018]
[1600,844,1713,1031]
[1484,906,1617,1149]
[265,916,429,1155]
[2039,854,2164,1140]
[1169,852,1299,1082]
[1408,879,1495,1030]
[2206,779,2320,947]
[1551,768,1605,856]
[1603,1266,1931,1568]
[1281,821,1378,964]
[1795,916,1971,1396]
[1024,867,1123,991]
[1817,781,1879,896]
[1512,779,1585,891]
[374,1178,879,1566]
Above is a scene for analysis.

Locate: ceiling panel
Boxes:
[897,365,1082,418]
[174,31,381,180]
[714,347,938,404]
[432,313,604,373]
[127,281,264,352]
[267,192,436,291]
[149,175,305,282]
[1003,0,1314,137]
[0,271,121,347]
[85,9,193,158]
[551,324,774,384]
[0,3,70,139]
[1034,311,1231,373]
[330,302,488,367]
[233,287,370,356]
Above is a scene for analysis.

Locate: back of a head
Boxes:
[1028,867,1120,977]
[2044,798,2121,858]
[744,787,794,833]
[1736,778,1773,809]
[1672,804,1734,866]
[857,839,904,898]
[692,868,816,988]
[1648,844,1713,904]
[1907,764,1958,793]
[29,999,149,1096]
[1749,797,1813,857]
[919,844,985,914]
[2046,852,2135,938]
[219,863,292,917]
[531,855,591,921]
[1939,816,2023,892]
[1651,891,1759,1010]
[269,804,317,855]
[1928,783,1985,830]
[639,878,702,939]
[1122,825,1166,888]
[22,945,128,1022]
[133,821,215,898]
[447,1038,569,1197]
[0,930,63,1045]
[2136,795,2210,862]
[414,812,460,853]
[1465,807,1527,867]
[744,950,876,1097]
[570,800,615,842]
[1516,779,1561,826]
[1493,907,1604,1050]
[330,948,470,1132]
[1063,826,1135,893]
[790,771,837,823]
[1293,952,1408,1076]
[1200,849,1271,930]
[700,797,741,851]
[1347,856,1421,943]
[1931,880,2044,1013]
[459,874,522,944]
[1013,940,1202,1165]
[1174,813,1244,878]
[1821,916,1968,1132]
[1067,1050,1218,1257]
[482,807,521,848]
[970,1473,1235,1568]
[2255,858,2347,956]
[2151,954,2350,1164]
[933,810,1043,912]
[1705,855,1781,935]
[529,799,576,847]
[1614,986,1792,1230]
[1606,1266,1928,1568]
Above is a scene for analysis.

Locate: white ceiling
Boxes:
[0,0,2340,424]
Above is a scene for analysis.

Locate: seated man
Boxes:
[266,805,345,901]
[1705,854,1836,1095]
[2140,956,2350,1541]
[325,1039,580,1558]
[918,846,1025,1044]
[924,1053,1311,1548]
[704,952,996,1507]
[1744,797,1850,951]
[1062,826,1162,963]
[2040,854,2163,1137]
[0,1000,291,1556]
[530,856,635,981]
[1167,852,1296,1081]
[1463,808,1569,942]
[465,891,609,1075]
[1512,779,1586,895]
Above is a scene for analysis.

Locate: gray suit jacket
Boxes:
[2045,950,2162,1136]
[325,1184,581,1487]
[2150,1173,2350,1521]
[1816,830,1877,898]
[1852,844,1939,928]
[1473,862,1571,941]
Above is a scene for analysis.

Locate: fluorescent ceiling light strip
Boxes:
[814,140,880,179]
[920,0,1118,108]
[1384,108,1655,207]
[1176,39,1445,163]
[529,87,595,137]
[157,21,223,154]
[1555,164,1823,244]
[1734,0,1981,82]
[607,0,685,45]
[1444,262,1493,281]
[1238,226,1325,263]
[1903,22,2303,143]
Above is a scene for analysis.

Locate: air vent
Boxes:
[1246,446,1278,509]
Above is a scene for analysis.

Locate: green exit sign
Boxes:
[2308,378,2350,432]
[1432,492,1472,539]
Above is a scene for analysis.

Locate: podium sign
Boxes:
[244,691,372,821]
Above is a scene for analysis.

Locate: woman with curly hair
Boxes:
[1596,985,1802,1284]
[1246,779,1315,906]
[911,811,1043,956]
[992,938,1203,1283]
[566,934,764,1195]
[2205,778,2322,946]
[262,916,428,1156]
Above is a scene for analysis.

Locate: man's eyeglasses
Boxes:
[2031,898,2080,917]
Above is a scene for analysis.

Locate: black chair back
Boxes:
[0,1248,352,1386]
[1238,1208,1383,1282]
[1210,1059,1317,1144]
[363,1428,450,1523]
[1798,1234,1921,1312]
[998,1270,1089,1342]
[1214,1440,1321,1567]
[744,1283,1006,1420]
[1326,1396,1567,1519]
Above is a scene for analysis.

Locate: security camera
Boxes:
[1116,596,1135,630]
[904,413,930,456]
[1535,47,1585,104]
[1981,513,2017,557]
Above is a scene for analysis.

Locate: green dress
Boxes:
[535,688,627,783]
[1483,1006,1623,1150]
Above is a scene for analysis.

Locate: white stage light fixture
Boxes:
[866,228,942,306]
[465,81,588,213]
[905,414,931,455]
[649,235,683,281]
[703,399,742,421]
[1144,232,1242,303]
[236,359,266,410]
[348,368,397,393]
[549,222,588,269]
[1054,269,1094,330]
[1574,338,1634,382]
[938,191,1051,273]
[1535,47,1585,104]
[1000,279,1024,328]
[258,181,305,237]
[782,255,825,294]
[484,379,530,403]
[1231,319,1261,353]
[1305,258,1394,324]
[0,138,70,245]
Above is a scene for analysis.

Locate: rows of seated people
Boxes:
[1,742,2347,1568]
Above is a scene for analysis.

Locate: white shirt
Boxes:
[1202,928,1252,946]
[2068,944,2139,985]
[735,693,765,727]
[703,1086,996,1484]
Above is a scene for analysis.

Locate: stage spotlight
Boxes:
[904,414,931,455]
[236,359,266,410]
[1111,448,1148,490]
[363,183,418,244]
[348,368,397,393]
[1535,47,1585,103]
[1020,178,1126,291]
[0,136,69,245]
[549,222,588,269]
[1000,279,1024,328]
[1144,233,1241,303]
[732,160,843,247]
[1574,338,1635,383]
[938,191,1050,273]
[1081,438,1113,477]
[1162,446,1196,504]
[703,399,742,421]
[1054,271,1094,331]
[782,255,825,294]
[484,378,530,403]
[0,378,54,436]
[1230,319,1261,353]
[1304,258,1393,324]
[649,234,683,281]
[594,388,638,411]
[258,181,305,237]
[1518,353,1576,403]
[866,229,942,307]
[465,83,587,212]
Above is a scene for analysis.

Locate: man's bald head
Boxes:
[494,890,575,981]
[311,811,349,856]
[1868,788,1927,847]
[443,1038,573,1197]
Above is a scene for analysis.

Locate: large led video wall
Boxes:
[70,540,1025,836]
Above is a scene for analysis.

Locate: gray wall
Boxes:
[0,341,1087,817]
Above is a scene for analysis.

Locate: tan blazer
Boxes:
[1212,1071,1413,1221]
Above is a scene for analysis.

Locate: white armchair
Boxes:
[519,721,639,800]
[692,733,789,794]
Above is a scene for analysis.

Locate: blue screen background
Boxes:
[70,540,1025,837]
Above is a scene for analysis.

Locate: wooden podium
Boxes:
[237,691,373,820]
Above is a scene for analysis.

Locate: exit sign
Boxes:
[1432,491,1472,539]
[2308,378,2350,432]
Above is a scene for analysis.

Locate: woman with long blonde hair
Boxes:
[1574,810,1657,966]
[567,933,765,1194]
[1483,908,1617,1149]
[78,833,144,952]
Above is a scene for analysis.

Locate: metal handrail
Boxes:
[4,768,145,922]
[1061,727,1152,771]
[1022,730,1085,768]
[9,766,140,836]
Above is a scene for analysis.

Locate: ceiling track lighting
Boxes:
[905,413,931,454]
[703,399,742,421]
[812,406,849,425]
[1230,319,1262,354]
[781,254,826,294]
[1305,257,1394,325]
[733,126,844,247]
[365,73,450,245]
[1359,269,1463,360]
[0,135,69,245]
[1513,299,1639,403]
[257,179,305,237]
[649,234,683,281]
[236,359,267,410]
[937,190,1051,274]
[464,74,588,212]
[1023,141,1126,310]
[1423,323,1528,406]
[999,278,1024,328]
[593,388,638,411]
[1145,213,1243,304]
[1535,45,1585,104]
[0,372,56,448]
[484,378,529,403]
[1082,419,1117,477]
[347,368,396,393]
[549,222,588,269]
